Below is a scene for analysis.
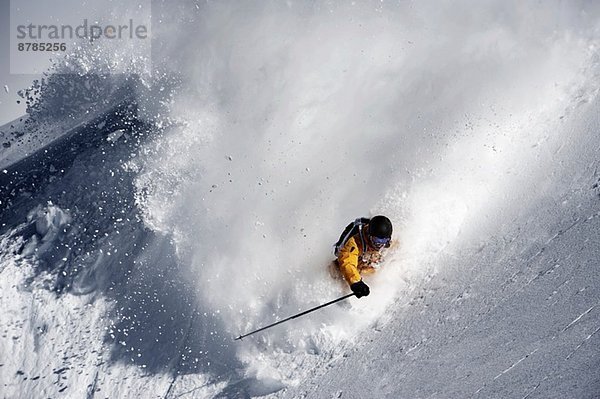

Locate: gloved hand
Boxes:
[350,280,370,298]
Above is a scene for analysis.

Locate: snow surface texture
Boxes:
[1,1,600,398]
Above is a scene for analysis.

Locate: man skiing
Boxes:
[333,215,393,298]
[236,215,394,340]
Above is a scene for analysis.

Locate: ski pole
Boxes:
[235,293,355,340]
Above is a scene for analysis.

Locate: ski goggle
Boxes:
[370,236,391,247]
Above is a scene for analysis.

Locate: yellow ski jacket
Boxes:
[337,234,383,285]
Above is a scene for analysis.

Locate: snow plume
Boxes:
[129,0,600,392]
[0,0,598,397]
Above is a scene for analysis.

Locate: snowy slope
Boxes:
[0,73,137,172]
[1,1,600,398]
[276,98,600,399]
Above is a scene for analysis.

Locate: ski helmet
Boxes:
[368,215,392,239]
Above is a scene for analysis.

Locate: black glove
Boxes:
[350,280,370,298]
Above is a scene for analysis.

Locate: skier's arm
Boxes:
[337,237,362,285]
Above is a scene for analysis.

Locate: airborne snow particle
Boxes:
[107,129,125,143]
[3,85,8,94]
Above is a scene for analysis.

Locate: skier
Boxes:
[236,215,394,340]
[333,215,393,298]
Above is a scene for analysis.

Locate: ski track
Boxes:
[561,305,595,333]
